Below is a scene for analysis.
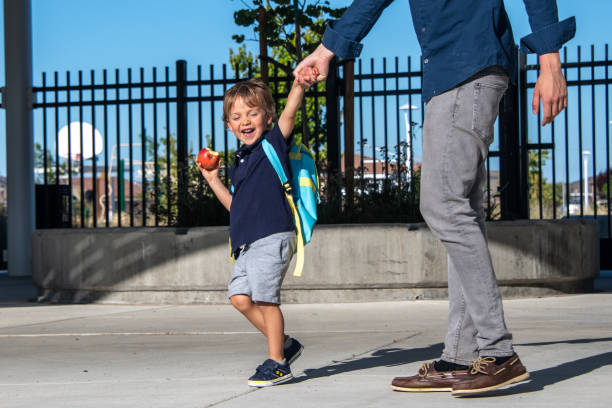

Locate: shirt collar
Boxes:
[234,131,265,162]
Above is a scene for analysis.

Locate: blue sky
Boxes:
[0,0,610,180]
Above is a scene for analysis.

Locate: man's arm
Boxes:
[520,0,576,126]
[294,0,392,82]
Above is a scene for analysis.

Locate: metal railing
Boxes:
[30,45,611,249]
[519,45,611,264]
[31,60,327,228]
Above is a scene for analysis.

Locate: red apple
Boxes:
[196,147,220,171]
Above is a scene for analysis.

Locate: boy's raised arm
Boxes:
[278,80,305,140]
[278,69,317,139]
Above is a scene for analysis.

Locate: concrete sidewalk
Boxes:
[0,273,611,407]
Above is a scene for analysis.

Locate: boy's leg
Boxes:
[229,295,301,362]
[245,231,296,362]
[230,293,287,363]
[230,294,266,334]
[256,302,285,362]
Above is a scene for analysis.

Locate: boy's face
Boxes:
[226,97,272,145]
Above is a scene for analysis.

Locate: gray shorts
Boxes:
[228,231,296,304]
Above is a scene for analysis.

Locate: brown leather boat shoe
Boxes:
[451,354,530,396]
[391,361,474,392]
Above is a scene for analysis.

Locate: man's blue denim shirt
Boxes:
[322,0,576,101]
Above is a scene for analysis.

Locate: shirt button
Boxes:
[421,27,426,32]
[424,58,429,64]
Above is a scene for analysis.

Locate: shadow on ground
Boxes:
[0,273,38,305]
[463,351,612,398]
[294,336,612,396]
[292,343,444,383]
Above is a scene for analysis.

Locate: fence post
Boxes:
[498,72,521,220]
[325,57,341,210]
[343,60,355,211]
[518,52,530,219]
[499,52,530,220]
[176,60,188,226]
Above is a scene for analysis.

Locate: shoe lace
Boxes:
[469,356,497,375]
[417,362,431,377]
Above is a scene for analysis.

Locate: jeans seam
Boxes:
[442,87,468,362]
[451,292,466,361]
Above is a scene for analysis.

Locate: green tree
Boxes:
[229,0,345,155]
[528,150,563,218]
[228,1,424,224]
[34,142,76,185]
[231,0,346,64]
[145,131,231,227]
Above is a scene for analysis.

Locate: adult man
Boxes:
[294,0,575,396]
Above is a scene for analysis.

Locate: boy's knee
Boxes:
[230,294,253,312]
[255,301,279,308]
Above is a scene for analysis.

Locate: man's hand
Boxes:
[293,44,335,85]
[296,67,319,89]
[532,52,568,126]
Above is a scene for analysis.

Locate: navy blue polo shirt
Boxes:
[228,123,295,254]
[322,0,575,101]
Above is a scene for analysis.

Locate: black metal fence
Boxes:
[31,44,612,259]
[32,60,329,228]
[519,45,611,265]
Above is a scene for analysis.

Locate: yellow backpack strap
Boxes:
[229,237,235,265]
[284,191,304,277]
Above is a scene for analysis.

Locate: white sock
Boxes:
[274,358,287,365]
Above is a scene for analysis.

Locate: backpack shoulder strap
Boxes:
[261,139,288,184]
[261,139,304,277]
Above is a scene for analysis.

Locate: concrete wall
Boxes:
[32,219,600,304]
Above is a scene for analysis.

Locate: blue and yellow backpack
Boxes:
[262,140,320,277]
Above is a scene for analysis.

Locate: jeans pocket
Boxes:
[452,79,507,148]
[472,82,507,145]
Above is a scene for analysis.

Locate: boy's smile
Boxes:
[226,97,273,145]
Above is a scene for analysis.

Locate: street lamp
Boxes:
[399,103,419,185]
[582,150,591,210]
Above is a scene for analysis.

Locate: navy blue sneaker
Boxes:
[284,336,304,365]
[248,359,293,387]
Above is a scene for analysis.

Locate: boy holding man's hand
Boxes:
[198,70,316,387]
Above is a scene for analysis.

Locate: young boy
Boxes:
[197,74,316,387]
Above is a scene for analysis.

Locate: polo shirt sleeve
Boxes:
[264,124,291,150]
[322,0,394,59]
[264,124,292,177]
[519,0,576,55]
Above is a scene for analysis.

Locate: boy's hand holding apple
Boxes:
[196,147,221,182]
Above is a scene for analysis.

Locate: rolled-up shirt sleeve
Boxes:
[519,0,576,54]
[322,0,393,59]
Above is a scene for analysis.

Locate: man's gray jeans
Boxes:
[420,67,514,365]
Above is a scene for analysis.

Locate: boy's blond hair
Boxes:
[222,79,278,124]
